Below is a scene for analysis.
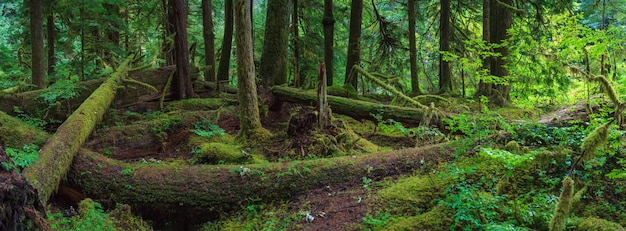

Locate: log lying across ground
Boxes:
[68,143,453,222]
[272,85,442,126]
[22,56,135,205]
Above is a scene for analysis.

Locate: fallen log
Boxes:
[271,85,445,126]
[22,56,135,205]
[68,143,453,223]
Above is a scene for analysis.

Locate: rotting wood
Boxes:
[22,55,135,205]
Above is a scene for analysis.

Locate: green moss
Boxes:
[504,140,520,153]
[377,173,452,215]
[165,98,225,111]
[108,204,152,231]
[0,111,47,148]
[382,204,454,231]
[580,121,611,160]
[496,106,540,120]
[550,176,575,231]
[577,217,625,231]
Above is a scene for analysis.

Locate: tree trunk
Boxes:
[477,0,491,96]
[202,0,216,82]
[408,0,420,95]
[344,0,363,90]
[31,0,46,89]
[67,143,452,222]
[162,0,175,66]
[46,11,55,75]
[271,86,441,126]
[171,0,194,99]
[322,0,334,87]
[234,0,271,141]
[476,0,511,106]
[22,56,135,205]
[217,0,234,82]
[104,3,121,67]
[259,0,289,87]
[438,0,452,93]
[292,0,301,87]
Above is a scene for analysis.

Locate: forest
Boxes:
[0,0,625,230]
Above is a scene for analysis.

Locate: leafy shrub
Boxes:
[191,119,225,139]
[2,144,39,171]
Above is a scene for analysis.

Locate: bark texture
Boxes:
[344,0,363,90]
[217,0,234,82]
[31,0,46,89]
[234,0,270,141]
[171,0,194,99]
[259,0,289,86]
[408,0,420,94]
[22,56,134,205]
[323,0,335,86]
[202,0,216,82]
[439,0,452,93]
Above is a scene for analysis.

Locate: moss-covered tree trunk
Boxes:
[31,0,46,89]
[271,86,441,126]
[202,0,216,82]
[344,0,363,90]
[217,0,234,82]
[322,0,334,87]
[22,56,134,205]
[259,0,289,87]
[67,143,451,221]
[234,0,271,141]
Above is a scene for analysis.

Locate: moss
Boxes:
[577,217,625,231]
[550,176,575,231]
[165,98,226,111]
[377,173,452,215]
[580,121,611,160]
[504,140,520,153]
[0,111,47,148]
[496,106,540,119]
[108,204,151,231]
[383,204,454,231]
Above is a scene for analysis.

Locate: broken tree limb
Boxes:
[271,85,446,126]
[352,65,427,110]
[22,55,135,205]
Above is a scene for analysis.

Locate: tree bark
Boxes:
[322,0,334,87]
[22,56,134,205]
[292,0,301,87]
[234,0,270,141]
[259,0,289,87]
[217,0,234,82]
[408,0,420,95]
[438,0,452,93]
[271,86,440,126]
[31,0,46,89]
[171,0,194,99]
[67,143,452,221]
[202,0,216,82]
[46,11,55,75]
[344,0,363,90]
[162,0,176,66]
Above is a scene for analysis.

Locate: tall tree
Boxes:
[46,5,55,75]
[217,0,234,82]
[439,0,452,93]
[233,0,270,141]
[292,0,301,87]
[408,0,420,94]
[171,0,193,99]
[162,0,176,66]
[322,0,334,86]
[476,0,512,106]
[344,0,363,90]
[259,0,289,87]
[31,0,46,89]
[202,0,216,82]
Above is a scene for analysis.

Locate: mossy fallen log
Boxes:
[22,56,135,205]
[271,85,443,126]
[68,143,453,223]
